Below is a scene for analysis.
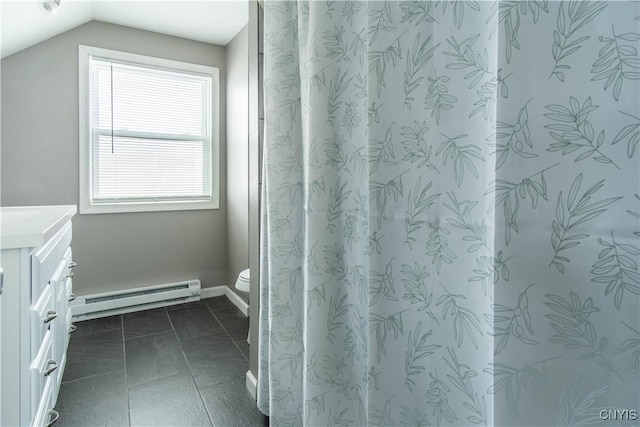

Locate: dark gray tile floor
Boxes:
[55,297,268,427]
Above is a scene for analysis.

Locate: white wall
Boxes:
[1,21,228,295]
[225,25,249,291]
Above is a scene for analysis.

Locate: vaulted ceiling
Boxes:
[1,0,248,58]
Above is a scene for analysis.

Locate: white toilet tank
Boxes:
[235,268,250,293]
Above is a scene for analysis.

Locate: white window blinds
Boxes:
[89,57,212,204]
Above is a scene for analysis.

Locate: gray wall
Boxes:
[225,25,249,290]
[1,21,228,295]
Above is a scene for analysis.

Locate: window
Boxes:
[79,46,219,214]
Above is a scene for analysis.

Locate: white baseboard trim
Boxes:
[200,285,227,299]
[200,285,249,317]
[225,287,249,316]
[246,370,257,400]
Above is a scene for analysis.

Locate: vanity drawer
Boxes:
[31,221,72,301]
[56,248,73,285]
[29,330,58,426]
[31,284,55,355]
[31,376,57,427]
[39,248,72,304]
[55,275,71,319]
[65,277,73,303]
[58,277,73,324]
[65,308,72,347]
[53,350,67,402]
[53,276,72,393]
[59,260,74,323]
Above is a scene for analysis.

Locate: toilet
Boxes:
[234,268,250,343]
[235,268,250,294]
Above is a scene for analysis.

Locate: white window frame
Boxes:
[78,45,220,214]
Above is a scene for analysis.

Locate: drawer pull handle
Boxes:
[69,324,77,334]
[66,262,77,278]
[46,409,60,427]
[44,310,58,324]
[68,293,76,302]
[44,359,58,376]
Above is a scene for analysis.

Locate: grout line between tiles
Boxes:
[165,300,206,311]
[232,339,250,363]
[60,369,125,386]
[123,327,174,341]
[206,304,242,343]
[198,375,247,393]
[127,370,192,392]
[121,314,132,427]
[166,305,216,427]
[61,325,126,385]
[204,303,250,362]
[72,326,121,339]
[123,308,174,341]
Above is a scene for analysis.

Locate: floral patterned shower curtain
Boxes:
[258,1,640,426]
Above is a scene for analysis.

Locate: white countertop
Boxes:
[0,205,77,249]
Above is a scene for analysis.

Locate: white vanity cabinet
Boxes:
[0,206,76,427]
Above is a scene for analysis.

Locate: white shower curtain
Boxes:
[258,1,640,426]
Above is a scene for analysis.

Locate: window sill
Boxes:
[79,200,219,215]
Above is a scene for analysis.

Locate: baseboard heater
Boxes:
[71,279,201,321]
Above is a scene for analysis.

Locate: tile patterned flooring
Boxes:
[55,297,268,427]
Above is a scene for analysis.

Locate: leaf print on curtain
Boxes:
[258,1,640,426]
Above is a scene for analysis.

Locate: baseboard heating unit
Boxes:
[71,279,201,321]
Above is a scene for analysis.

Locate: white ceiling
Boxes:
[0,0,249,58]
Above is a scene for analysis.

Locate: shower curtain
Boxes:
[258,1,640,425]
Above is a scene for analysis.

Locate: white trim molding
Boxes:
[200,285,227,299]
[246,370,257,401]
[200,285,249,316]
[78,44,220,214]
[225,287,249,316]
